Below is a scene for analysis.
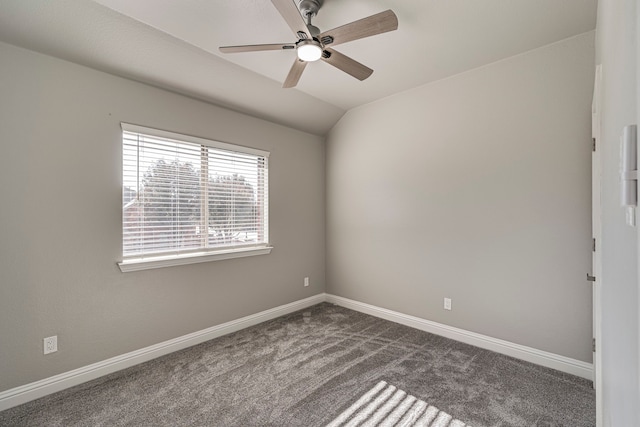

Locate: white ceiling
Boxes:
[0,0,597,135]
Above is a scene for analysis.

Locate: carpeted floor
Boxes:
[0,303,595,426]
[327,380,469,426]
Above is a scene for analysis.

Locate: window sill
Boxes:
[118,246,273,272]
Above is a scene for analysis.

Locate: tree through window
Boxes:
[122,124,269,259]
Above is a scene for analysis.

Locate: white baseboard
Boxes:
[325,294,593,381]
[0,294,325,412]
[0,292,593,412]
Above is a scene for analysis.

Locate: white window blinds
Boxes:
[122,124,269,260]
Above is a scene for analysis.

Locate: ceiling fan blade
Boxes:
[319,10,398,47]
[283,59,308,88]
[321,48,373,81]
[271,0,312,39]
[219,43,296,53]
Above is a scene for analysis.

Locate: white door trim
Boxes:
[592,62,603,427]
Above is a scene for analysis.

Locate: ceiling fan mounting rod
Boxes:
[298,0,323,20]
[298,0,322,38]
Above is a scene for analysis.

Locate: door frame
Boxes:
[591,63,603,427]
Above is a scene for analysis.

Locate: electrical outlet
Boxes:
[444,298,452,311]
[44,336,57,354]
[304,277,310,287]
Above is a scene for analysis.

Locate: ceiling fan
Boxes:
[219,0,398,88]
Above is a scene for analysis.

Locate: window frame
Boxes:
[118,123,272,272]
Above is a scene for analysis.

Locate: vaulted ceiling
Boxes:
[0,0,597,135]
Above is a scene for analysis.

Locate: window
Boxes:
[119,123,271,272]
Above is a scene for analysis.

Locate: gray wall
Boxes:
[0,41,325,392]
[326,33,595,362]
[595,0,639,425]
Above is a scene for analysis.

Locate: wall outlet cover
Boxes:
[44,336,58,354]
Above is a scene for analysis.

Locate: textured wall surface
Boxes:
[326,33,595,362]
[0,41,325,392]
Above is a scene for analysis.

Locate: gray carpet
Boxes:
[0,303,594,426]
[327,380,469,426]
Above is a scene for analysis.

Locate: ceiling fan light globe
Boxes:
[297,42,322,62]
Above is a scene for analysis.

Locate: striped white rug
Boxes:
[326,381,469,427]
